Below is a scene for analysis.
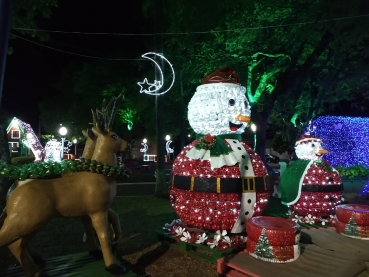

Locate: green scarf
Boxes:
[280,159,311,205]
[195,133,242,157]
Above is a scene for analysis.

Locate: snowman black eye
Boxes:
[311,144,315,147]
[229,99,235,106]
[244,101,248,109]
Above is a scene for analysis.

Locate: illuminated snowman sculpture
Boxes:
[169,67,269,233]
[280,135,343,219]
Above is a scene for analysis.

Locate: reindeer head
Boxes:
[90,92,128,165]
[81,128,97,159]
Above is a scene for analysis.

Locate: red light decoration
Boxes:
[169,140,269,231]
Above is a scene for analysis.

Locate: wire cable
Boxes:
[11,33,144,61]
[11,13,369,36]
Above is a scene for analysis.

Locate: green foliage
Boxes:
[335,165,369,179]
[10,0,58,53]
[11,156,35,166]
[154,0,369,155]
[0,158,128,180]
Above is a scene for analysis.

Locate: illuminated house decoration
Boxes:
[169,66,269,233]
[6,117,45,161]
[305,116,369,167]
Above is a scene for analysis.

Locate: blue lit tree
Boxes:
[307,116,369,167]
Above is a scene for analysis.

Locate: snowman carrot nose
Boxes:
[236,114,250,122]
[318,149,328,154]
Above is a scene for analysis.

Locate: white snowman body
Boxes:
[280,136,343,218]
[170,81,268,233]
[188,83,250,135]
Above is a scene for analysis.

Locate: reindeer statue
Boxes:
[79,107,123,257]
[0,95,128,277]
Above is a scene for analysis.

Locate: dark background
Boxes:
[2,0,147,129]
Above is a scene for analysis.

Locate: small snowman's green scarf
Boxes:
[195,133,241,156]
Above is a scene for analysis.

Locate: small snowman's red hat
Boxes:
[295,135,322,147]
[201,66,241,85]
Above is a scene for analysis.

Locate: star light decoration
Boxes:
[137,52,175,95]
[137,78,162,94]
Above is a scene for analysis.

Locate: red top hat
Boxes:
[201,66,241,85]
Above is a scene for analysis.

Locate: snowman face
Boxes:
[295,139,327,161]
[188,83,251,135]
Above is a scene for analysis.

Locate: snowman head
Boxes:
[188,67,251,136]
[294,135,327,161]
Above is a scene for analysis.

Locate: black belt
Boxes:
[301,184,343,192]
[171,175,267,193]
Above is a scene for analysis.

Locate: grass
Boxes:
[1,181,368,277]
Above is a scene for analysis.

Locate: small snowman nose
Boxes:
[318,149,328,154]
[236,114,250,122]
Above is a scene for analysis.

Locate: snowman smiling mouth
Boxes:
[229,122,243,131]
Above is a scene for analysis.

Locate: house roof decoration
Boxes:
[7,117,45,161]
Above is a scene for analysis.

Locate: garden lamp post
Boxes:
[251,123,257,151]
[73,138,77,156]
[59,126,67,160]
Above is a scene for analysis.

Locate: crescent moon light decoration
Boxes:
[137,52,175,96]
[140,141,148,154]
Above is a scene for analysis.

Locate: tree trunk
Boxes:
[251,104,274,175]
[153,0,167,197]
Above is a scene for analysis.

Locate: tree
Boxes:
[344,216,359,237]
[254,228,275,259]
[154,0,369,159]
[1,0,58,216]
[9,0,58,54]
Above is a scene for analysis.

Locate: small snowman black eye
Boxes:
[311,143,315,147]
[244,101,248,109]
[229,99,235,106]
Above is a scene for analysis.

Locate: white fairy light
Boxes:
[137,52,175,95]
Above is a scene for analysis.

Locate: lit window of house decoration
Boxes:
[11,130,20,139]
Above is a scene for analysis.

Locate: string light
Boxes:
[137,52,175,95]
[305,116,369,167]
[7,117,45,162]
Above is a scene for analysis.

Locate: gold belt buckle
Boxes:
[242,177,256,192]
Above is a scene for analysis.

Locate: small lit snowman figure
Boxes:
[280,135,343,219]
[169,66,269,233]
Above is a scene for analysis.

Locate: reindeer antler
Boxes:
[93,90,125,132]
[106,90,125,131]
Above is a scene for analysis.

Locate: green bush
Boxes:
[335,165,369,179]
[11,156,35,166]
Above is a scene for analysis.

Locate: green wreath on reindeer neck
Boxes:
[0,158,128,181]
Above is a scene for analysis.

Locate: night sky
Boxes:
[2,0,146,129]
[2,2,369,130]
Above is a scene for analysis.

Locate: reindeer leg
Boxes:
[80,216,103,259]
[89,212,127,275]
[8,237,49,277]
[108,208,122,243]
[107,208,122,255]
